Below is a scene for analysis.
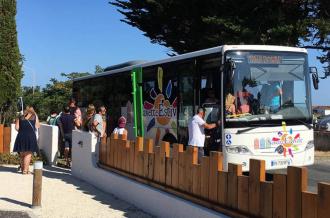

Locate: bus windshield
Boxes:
[224,51,312,124]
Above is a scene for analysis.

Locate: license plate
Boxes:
[271,159,291,167]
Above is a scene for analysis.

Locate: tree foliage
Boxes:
[0,0,23,124]
[111,0,330,63]
[22,72,90,121]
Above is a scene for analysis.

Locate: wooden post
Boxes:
[144,139,154,178]
[287,166,308,218]
[209,152,223,202]
[227,163,242,208]
[260,181,273,218]
[160,141,170,184]
[134,137,144,176]
[248,159,265,216]
[218,171,228,206]
[0,124,4,153]
[302,191,317,218]
[317,182,330,218]
[273,174,287,218]
[185,146,198,192]
[3,127,11,153]
[201,156,210,199]
[237,175,249,213]
[32,161,43,208]
[172,144,183,189]
[192,164,201,196]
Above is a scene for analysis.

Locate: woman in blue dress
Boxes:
[14,106,40,174]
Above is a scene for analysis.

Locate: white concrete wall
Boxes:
[71,130,228,218]
[38,124,59,165]
[10,123,59,165]
[10,124,17,153]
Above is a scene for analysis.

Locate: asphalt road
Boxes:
[269,158,330,193]
[306,158,330,192]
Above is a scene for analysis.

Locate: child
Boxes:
[225,93,236,115]
[113,116,128,136]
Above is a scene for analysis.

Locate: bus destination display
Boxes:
[247,55,282,64]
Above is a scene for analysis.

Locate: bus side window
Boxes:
[177,60,195,145]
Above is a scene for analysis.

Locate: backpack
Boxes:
[48,116,58,126]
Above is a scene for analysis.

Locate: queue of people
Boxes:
[47,99,127,167]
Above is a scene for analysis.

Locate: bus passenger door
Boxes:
[177,60,196,145]
[197,54,222,154]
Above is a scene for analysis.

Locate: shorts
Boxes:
[64,133,72,149]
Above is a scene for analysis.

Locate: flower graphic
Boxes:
[273,122,300,158]
[143,67,177,144]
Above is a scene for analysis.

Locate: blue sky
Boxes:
[16,0,329,105]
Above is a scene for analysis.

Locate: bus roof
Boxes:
[74,45,307,82]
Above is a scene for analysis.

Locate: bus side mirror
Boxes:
[309,67,319,90]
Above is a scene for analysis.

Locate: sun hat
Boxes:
[118,116,127,128]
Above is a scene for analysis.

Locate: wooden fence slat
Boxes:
[154,146,161,182]
[192,164,201,196]
[113,137,118,168]
[218,171,228,206]
[209,152,223,202]
[237,175,249,213]
[3,127,11,153]
[134,137,144,175]
[122,140,129,171]
[0,124,3,153]
[125,141,130,172]
[106,137,111,166]
[287,166,308,218]
[178,151,186,191]
[248,159,265,217]
[148,153,155,180]
[260,181,273,218]
[201,156,210,199]
[227,163,242,209]
[317,182,330,218]
[100,137,107,164]
[117,139,123,169]
[129,141,135,173]
[172,144,183,189]
[185,147,198,192]
[160,141,170,184]
[273,174,287,218]
[110,133,118,167]
[144,139,154,178]
[165,157,172,186]
[302,191,317,218]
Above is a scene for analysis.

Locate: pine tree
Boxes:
[0,0,22,124]
[111,0,329,59]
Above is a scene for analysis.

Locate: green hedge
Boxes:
[0,150,48,165]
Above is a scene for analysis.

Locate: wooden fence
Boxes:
[0,125,11,154]
[99,134,330,218]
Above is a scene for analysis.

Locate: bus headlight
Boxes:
[305,140,314,151]
[226,145,252,154]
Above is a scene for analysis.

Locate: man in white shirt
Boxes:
[188,107,217,161]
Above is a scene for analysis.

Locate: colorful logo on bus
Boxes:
[143,67,177,144]
[253,122,302,158]
[273,122,302,158]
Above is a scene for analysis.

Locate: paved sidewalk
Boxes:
[0,165,152,218]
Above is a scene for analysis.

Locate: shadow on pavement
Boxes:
[0,165,152,218]
[0,198,31,208]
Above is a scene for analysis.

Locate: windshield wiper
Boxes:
[236,123,274,134]
[295,119,313,129]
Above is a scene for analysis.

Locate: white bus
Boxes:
[73,45,316,171]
